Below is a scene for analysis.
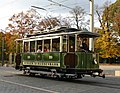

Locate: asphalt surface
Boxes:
[0,66,120,93]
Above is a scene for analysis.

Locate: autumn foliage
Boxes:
[95,0,120,60]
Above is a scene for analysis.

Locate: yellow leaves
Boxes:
[95,30,120,58]
[4,32,18,53]
[95,1,120,59]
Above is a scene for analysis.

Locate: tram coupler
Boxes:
[99,73,105,78]
[91,72,105,78]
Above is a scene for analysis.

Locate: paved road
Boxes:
[0,66,120,93]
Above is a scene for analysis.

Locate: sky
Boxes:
[0,0,116,30]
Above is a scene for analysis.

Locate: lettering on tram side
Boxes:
[23,61,60,67]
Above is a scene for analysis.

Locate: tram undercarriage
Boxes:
[22,66,105,79]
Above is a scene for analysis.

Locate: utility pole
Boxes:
[89,0,94,51]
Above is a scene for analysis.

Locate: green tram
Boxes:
[15,27,105,78]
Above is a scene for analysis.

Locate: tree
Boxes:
[101,1,120,36]
[5,32,19,54]
[69,6,89,30]
[96,0,120,36]
[0,31,18,62]
[5,8,62,55]
[95,29,120,58]
[8,8,62,36]
[8,9,42,38]
[57,16,71,28]
[95,1,120,62]
[95,1,111,31]
[38,17,61,30]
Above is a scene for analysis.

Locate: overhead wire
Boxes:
[45,0,89,13]
[31,0,90,18]
[45,0,89,17]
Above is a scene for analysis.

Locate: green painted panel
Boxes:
[22,53,35,60]
[21,52,99,69]
[76,53,83,68]
[76,52,99,69]
[36,53,42,61]
[92,53,99,68]
[83,53,87,68]
[86,54,91,68]
[76,52,86,69]
[43,52,60,61]
[60,52,67,68]
[22,52,61,67]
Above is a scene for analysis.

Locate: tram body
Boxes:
[15,27,105,78]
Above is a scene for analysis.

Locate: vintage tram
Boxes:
[15,27,105,79]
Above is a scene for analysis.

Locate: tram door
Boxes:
[15,40,22,69]
[69,36,75,52]
[64,36,77,68]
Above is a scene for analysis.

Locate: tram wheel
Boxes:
[23,71,26,75]
[29,73,35,76]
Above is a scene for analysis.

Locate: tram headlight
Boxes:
[94,59,98,64]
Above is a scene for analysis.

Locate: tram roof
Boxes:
[78,30,100,38]
[26,27,100,38]
[26,27,79,37]
[16,27,100,41]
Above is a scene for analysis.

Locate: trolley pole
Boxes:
[89,0,94,52]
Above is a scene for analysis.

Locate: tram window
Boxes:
[69,36,75,52]
[77,36,82,51]
[52,38,60,51]
[30,41,35,52]
[37,40,42,52]
[24,42,29,52]
[77,36,89,52]
[44,39,50,52]
[63,35,68,52]
[81,38,89,51]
